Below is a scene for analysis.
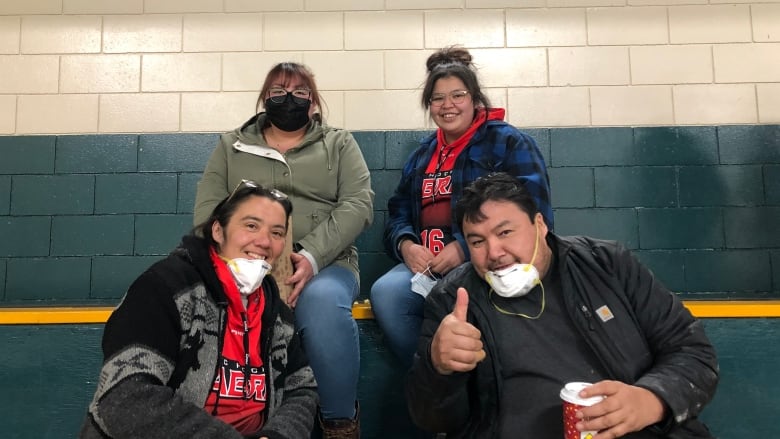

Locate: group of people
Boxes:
[80,46,720,439]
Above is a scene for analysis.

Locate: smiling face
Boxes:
[211,195,287,265]
[430,76,475,144]
[463,200,551,280]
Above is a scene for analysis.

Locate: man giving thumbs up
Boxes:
[430,288,486,374]
[405,173,718,439]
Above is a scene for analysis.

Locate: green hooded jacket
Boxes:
[194,113,374,277]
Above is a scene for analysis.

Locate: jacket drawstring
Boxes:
[211,306,227,416]
[325,139,332,171]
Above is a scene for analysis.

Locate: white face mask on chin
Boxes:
[484,221,541,298]
[224,258,272,295]
[485,263,540,298]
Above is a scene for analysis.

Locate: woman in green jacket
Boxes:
[194,62,374,438]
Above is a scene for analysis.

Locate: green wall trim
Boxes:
[0,319,777,438]
[1,125,779,304]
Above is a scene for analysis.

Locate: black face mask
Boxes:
[264,94,311,132]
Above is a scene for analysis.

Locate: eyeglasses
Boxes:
[268,87,312,105]
[429,90,470,107]
[227,179,289,204]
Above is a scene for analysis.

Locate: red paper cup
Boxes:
[559,382,605,439]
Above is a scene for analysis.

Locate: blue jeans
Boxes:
[369,263,426,369]
[294,265,360,420]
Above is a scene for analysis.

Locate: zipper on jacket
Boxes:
[261,286,275,410]
[242,311,251,398]
[262,305,274,408]
[579,304,595,331]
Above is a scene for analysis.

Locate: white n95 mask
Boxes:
[485,263,540,298]
[485,221,541,298]
[225,258,272,295]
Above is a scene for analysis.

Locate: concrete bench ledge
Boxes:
[1,300,780,325]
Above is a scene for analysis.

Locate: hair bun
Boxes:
[426,46,473,73]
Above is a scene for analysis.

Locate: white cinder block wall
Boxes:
[0,0,778,134]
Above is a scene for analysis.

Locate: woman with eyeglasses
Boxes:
[370,46,554,370]
[194,62,373,438]
[81,184,317,439]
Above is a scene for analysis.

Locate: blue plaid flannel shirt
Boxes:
[383,119,553,262]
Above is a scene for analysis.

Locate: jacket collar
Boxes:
[175,235,226,302]
[235,112,326,149]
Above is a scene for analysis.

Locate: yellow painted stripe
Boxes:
[682,300,780,318]
[1,300,779,325]
[0,303,376,325]
[0,307,115,324]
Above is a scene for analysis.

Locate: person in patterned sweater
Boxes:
[80,181,317,439]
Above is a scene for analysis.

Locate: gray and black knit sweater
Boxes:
[80,235,318,439]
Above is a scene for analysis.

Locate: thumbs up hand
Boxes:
[431,287,487,375]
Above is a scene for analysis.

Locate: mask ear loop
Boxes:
[423,264,441,281]
[523,220,540,273]
[488,219,545,319]
[219,255,238,271]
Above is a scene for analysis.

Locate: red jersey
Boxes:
[420,108,496,254]
[205,248,267,435]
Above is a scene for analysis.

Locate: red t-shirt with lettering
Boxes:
[204,248,268,436]
[420,108,504,254]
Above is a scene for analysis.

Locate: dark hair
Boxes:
[256,62,326,122]
[421,46,492,110]
[455,172,539,227]
[194,185,293,251]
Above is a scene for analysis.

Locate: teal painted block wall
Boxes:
[1,125,779,303]
[0,319,777,438]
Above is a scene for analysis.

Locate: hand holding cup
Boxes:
[560,382,604,439]
[574,380,666,439]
